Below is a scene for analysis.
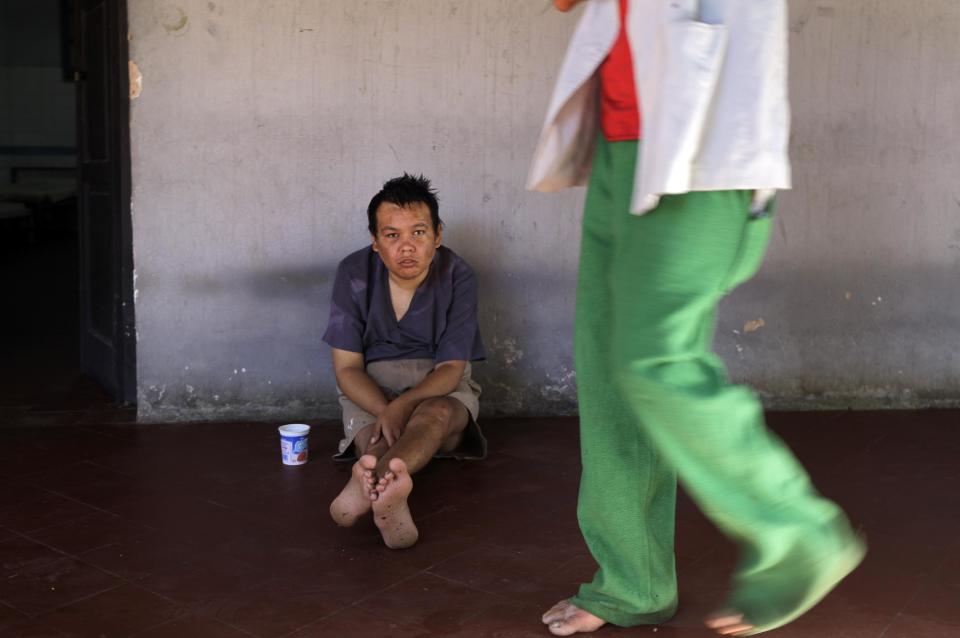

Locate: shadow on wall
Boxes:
[141,230,579,420]
[178,263,334,300]
[446,215,580,417]
[140,231,960,422]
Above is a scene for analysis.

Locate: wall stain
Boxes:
[790,15,809,34]
[161,7,188,33]
[948,229,960,251]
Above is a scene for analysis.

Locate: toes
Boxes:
[543,602,605,636]
[548,614,599,637]
[387,457,407,476]
[548,620,578,637]
[359,454,377,470]
[706,613,744,629]
[706,611,754,636]
[542,600,571,624]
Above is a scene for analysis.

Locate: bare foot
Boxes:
[329,454,377,527]
[705,529,866,636]
[371,458,418,549]
[705,610,754,636]
[542,599,607,636]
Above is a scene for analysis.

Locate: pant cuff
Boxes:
[569,594,677,628]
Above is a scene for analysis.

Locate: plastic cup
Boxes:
[278,423,311,465]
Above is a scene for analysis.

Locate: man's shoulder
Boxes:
[337,246,376,275]
[436,246,476,278]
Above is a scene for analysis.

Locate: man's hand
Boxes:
[371,361,466,448]
[554,0,585,12]
[369,398,414,447]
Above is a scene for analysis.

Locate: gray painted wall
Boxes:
[129,1,960,422]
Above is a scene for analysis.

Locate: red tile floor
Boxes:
[1,407,958,638]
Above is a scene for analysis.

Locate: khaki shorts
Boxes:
[333,359,485,462]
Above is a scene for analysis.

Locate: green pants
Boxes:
[571,137,863,632]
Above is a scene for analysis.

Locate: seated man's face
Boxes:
[371,201,441,282]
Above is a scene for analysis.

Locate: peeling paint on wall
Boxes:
[490,336,525,368]
[129,61,142,99]
[541,368,576,400]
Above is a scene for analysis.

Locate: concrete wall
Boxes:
[0,0,76,184]
[129,0,960,422]
[731,1,960,408]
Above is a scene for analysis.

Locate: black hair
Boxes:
[367,173,442,236]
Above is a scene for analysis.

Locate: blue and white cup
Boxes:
[278,423,311,465]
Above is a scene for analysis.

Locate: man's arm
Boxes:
[394,360,466,409]
[334,346,468,447]
[332,348,389,417]
[369,360,467,447]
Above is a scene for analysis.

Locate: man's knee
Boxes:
[411,397,458,428]
[411,398,471,442]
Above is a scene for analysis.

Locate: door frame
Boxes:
[75,0,136,404]
[115,0,135,405]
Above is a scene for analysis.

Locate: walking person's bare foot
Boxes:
[704,529,866,636]
[371,458,418,549]
[542,600,607,636]
[329,454,378,527]
[705,611,754,636]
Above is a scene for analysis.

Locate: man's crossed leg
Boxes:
[330,396,469,548]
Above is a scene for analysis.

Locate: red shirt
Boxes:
[599,0,641,141]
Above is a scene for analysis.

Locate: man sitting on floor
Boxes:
[325,173,486,549]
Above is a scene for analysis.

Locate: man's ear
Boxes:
[434,226,443,247]
[371,234,379,252]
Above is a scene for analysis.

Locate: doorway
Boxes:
[0,0,134,411]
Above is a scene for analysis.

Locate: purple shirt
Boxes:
[322,246,486,364]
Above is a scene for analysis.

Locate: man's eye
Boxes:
[414,230,425,236]
[386,233,398,239]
